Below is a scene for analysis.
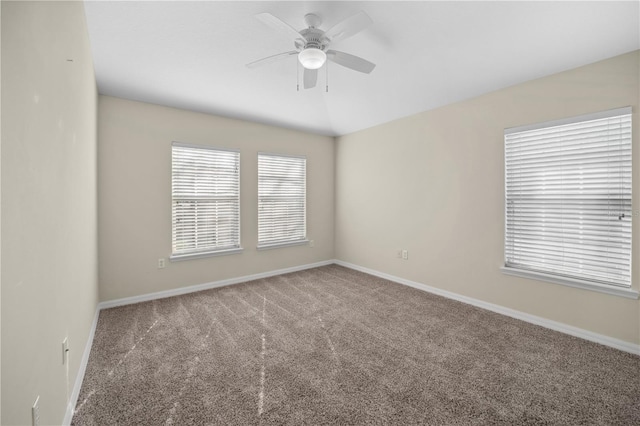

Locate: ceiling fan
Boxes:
[246,11,376,89]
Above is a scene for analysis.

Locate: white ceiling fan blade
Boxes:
[323,11,372,43]
[327,50,376,74]
[246,51,297,69]
[255,13,305,44]
[303,68,318,89]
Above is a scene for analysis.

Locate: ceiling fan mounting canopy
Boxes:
[247,10,376,88]
[304,13,322,29]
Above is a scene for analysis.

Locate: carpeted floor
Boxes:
[72,265,640,425]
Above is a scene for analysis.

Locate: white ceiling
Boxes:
[84,1,639,137]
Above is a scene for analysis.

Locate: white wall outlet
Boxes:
[309,240,315,247]
[402,250,409,260]
[32,395,40,426]
[62,338,69,365]
[158,258,166,269]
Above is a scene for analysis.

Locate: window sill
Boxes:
[501,266,639,299]
[257,240,310,251]
[170,247,244,262]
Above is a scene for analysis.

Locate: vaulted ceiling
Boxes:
[84,1,639,136]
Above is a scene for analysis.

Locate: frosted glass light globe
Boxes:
[298,48,326,70]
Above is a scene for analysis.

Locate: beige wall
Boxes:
[98,96,335,301]
[336,51,640,345]
[1,1,98,425]
[0,6,635,425]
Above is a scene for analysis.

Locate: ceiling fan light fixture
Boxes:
[298,48,326,69]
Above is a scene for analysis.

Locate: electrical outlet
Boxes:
[62,338,69,365]
[402,250,409,260]
[158,258,166,269]
[309,240,315,247]
[32,396,40,426]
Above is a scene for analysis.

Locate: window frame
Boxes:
[257,152,308,250]
[502,107,638,299]
[170,142,242,261]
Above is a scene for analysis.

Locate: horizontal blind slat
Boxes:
[258,154,306,245]
[172,145,240,255]
[505,111,632,287]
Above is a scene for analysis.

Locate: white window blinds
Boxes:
[258,153,306,248]
[505,107,632,288]
[172,143,240,258]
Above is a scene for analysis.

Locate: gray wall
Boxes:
[1,1,99,424]
[335,51,640,345]
[98,96,335,301]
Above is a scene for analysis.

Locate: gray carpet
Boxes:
[72,265,640,425]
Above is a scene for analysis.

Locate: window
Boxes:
[258,153,307,249]
[504,107,634,296]
[171,142,241,260]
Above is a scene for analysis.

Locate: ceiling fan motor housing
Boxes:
[297,27,328,69]
[298,28,326,51]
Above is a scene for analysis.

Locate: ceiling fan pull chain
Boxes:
[296,61,300,92]
[326,60,329,93]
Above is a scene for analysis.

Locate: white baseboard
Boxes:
[62,305,101,425]
[334,260,640,356]
[98,260,334,310]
